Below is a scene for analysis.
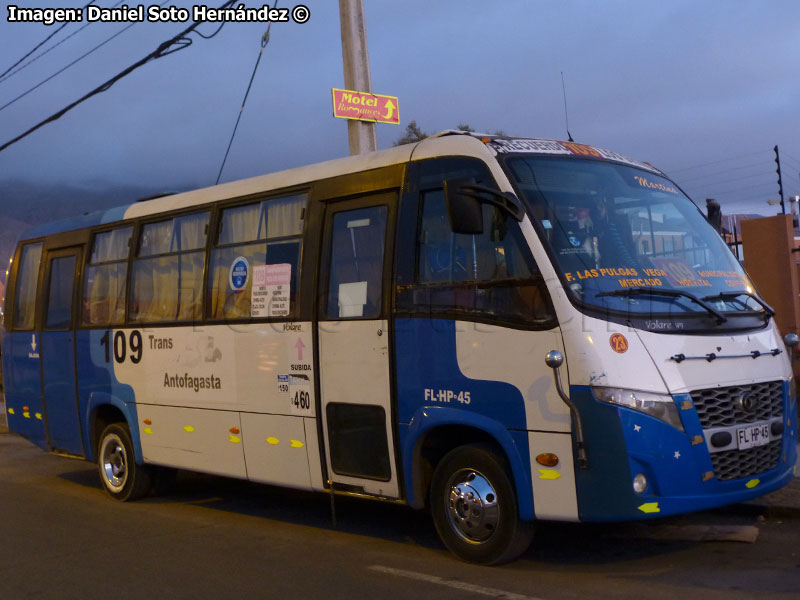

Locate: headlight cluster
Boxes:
[593,387,684,432]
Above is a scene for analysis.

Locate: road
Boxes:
[1,430,799,600]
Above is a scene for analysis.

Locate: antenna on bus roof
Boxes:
[561,71,574,142]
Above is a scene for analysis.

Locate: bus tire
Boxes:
[97,423,152,501]
[430,443,533,564]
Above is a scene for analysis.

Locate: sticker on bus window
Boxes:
[347,218,370,229]
[229,256,250,293]
[338,281,368,318]
[651,258,711,288]
[251,263,291,318]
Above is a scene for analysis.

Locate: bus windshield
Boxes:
[506,156,763,319]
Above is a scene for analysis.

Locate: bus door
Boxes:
[317,193,399,498]
[40,246,84,456]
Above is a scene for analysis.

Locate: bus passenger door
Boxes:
[317,194,399,498]
[40,247,84,456]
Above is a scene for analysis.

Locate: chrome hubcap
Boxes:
[446,469,499,543]
[100,434,127,491]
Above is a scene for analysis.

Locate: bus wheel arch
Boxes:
[404,414,535,521]
[412,424,498,509]
[90,403,128,461]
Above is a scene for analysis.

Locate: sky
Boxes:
[1,0,799,217]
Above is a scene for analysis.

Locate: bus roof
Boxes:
[17,132,661,241]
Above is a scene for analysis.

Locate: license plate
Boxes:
[736,424,770,450]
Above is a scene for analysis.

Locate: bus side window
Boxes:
[83,226,132,326]
[410,190,552,324]
[129,212,209,323]
[208,194,305,320]
[11,242,43,330]
[326,205,388,319]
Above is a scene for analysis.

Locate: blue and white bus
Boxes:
[2,132,796,564]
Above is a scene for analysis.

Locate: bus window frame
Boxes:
[81,225,134,328]
[395,157,558,332]
[127,210,212,326]
[6,240,45,332]
[205,192,309,324]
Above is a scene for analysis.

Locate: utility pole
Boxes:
[339,0,377,155]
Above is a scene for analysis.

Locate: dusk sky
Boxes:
[1,0,799,216]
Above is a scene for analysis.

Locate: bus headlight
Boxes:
[593,387,684,432]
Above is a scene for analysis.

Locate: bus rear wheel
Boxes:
[430,444,533,564]
[97,423,152,501]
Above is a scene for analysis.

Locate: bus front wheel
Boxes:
[430,444,533,564]
[97,423,152,501]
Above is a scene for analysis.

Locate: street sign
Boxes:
[331,88,399,125]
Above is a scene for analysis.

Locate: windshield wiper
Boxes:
[596,287,727,323]
[701,291,775,317]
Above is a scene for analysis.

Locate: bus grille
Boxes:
[690,380,783,428]
[710,440,782,481]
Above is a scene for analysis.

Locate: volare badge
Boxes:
[609,333,628,353]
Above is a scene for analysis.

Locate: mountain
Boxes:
[0,179,185,284]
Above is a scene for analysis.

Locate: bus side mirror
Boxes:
[444,177,525,235]
[444,178,484,235]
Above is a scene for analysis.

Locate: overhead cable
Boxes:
[0,5,167,115]
[216,15,275,184]
[0,0,98,80]
[665,150,770,174]
[0,0,126,85]
[0,0,238,154]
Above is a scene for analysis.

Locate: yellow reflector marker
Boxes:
[228,434,241,444]
[702,471,714,482]
[144,427,153,435]
[35,413,42,420]
[7,408,14,415]
[638,502,660,514]
[23,412,30,419]
[267,437,280,445]
[538,469,561,480]
[680,400,692,410]
[290,439,304,448]
[746,479,760,489]
[691,435,704,445]
[184,425,195,433]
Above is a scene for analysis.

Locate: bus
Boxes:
[1,131,796,564]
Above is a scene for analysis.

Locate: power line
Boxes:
[0,9,159,115]
[0,0,126,85]
[0,0,238,154]
[0,0,98,80]
[664,150,771,174]
[689,180,777,198]
[685,171,775,192]
[673,160,772,185]
[216,18,275,184]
